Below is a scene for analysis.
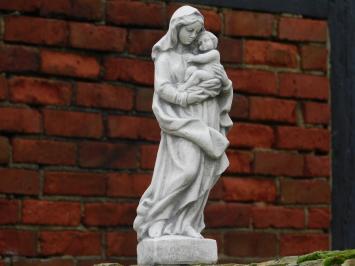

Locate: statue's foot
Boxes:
[148,221,164,238]
[183,226,203,238]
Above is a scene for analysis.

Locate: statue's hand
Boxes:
[186,90,209,105]
[211,64,230,87]
[199,78,222,92]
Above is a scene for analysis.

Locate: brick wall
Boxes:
[0,0,330,265]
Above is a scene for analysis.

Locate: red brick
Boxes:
[227,68,277,95]
[4,16,68,46]
[39,231,101,256]
[44,171,106,196]
[223,177,276,202]
[219,37,243,64]
[279,73,329,100]
[230,94,248,119]
[301,45,328,71]
[40,0,103,20]
[12,258,74,266]
[225,232,277,257]
[136,88,153,112]
[41,50,100,79]
[84,202,136,226]
[226,150,253,174]
[0,0,40,12]
[254,151,304,176]
[128,29,164,56]
[107,173,151,197]
[252,206,305,229]
[78,141,138,169]
[104,57,154,86]
[0,199,19,224]
[250,97,297,123]
[279,17,327,42]
[0,107,41,133]
[13,139,76,165]
[276,126,330,152]
[0,75,7,100]
[0,168,39,195]
[224,10,274,37]
[44,109,102,138]
[9,76,72,105]
[308,208,330,229]
[77,82,133,111]
[0,137,10,164]
[70,22,126,52]
[22,200,81,226]
[107,115,160,141]
[107,231,137,257]
[304,155,330,177]
[228,123,274,148]
[244,40,298,68]
[107,0,165,27]
[0,45,39,72]
[280,233,329,256]
[280,178,331,204]
[205,203,251,228]
[303,102,330,125]
[140,144,158,169]
[0,229,36,256]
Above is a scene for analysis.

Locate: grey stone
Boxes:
[137,236,218,265]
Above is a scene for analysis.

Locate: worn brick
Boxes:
[219,37,243,64]
[280,178,331,204]
[252,206,305,229]
[70,22,126,52]
[279,17,327,42]
[304,155,330,177]
[0,199,19,224]
[84,202,137,226]
[140,144,158,169]
[224,10,274,37]
[0,75,7,100]
[44,109,103,138]
[230,94,249,119]
[226,150,253,174]
[78,141,137,169]
[136,88,153,112]
[279,73,329,100]
[107,231,137,257]
[301,45,328,71]
[13,138,76,165]
[303,102,330,125]
[41,50,100,79]
[0,0,40,12]
[4,16,68,46]
[249,97,297,123]
[0,137,10,164]
[205,203,251,228]
[244,40,298,68]
[107,173,151,198]
[104,57,154,86]
[107,115,160,141]
[227,68,277,95]
[77,82,133,111]
[44,171,106,196]
[276,126,330,152]
[223,177,276,202]
[280,233,329,256]
[40,231,101,256]
[9,76,72,105]
[254,151,304,177]
[0,168,39,195]
[308,208,330,229]
[225,232,277,257]
[107,0,165,27]
[0,229,36,256]
[228,123,274,148]
[0,107,41,133]
[22,200,81,226]
[128,29,164,56]
[0,45,39,72]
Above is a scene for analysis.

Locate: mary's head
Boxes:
[152,6,204,61]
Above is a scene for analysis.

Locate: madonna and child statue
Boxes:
[133,5,234,265]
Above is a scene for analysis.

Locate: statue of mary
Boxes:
[133,5,233,265]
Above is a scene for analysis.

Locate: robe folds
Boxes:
[133,50,233,241]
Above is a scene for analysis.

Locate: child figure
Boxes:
[179,31,221,93]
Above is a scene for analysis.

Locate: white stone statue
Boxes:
[133,5,233,265]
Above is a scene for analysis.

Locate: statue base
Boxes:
[137,236,218,265]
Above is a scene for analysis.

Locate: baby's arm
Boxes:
[188,50,220,64]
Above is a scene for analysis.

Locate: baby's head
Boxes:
[197,31,218,52]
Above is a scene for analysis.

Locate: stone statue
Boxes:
[133,5,233,265]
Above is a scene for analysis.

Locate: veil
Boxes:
[151,5,204,61]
